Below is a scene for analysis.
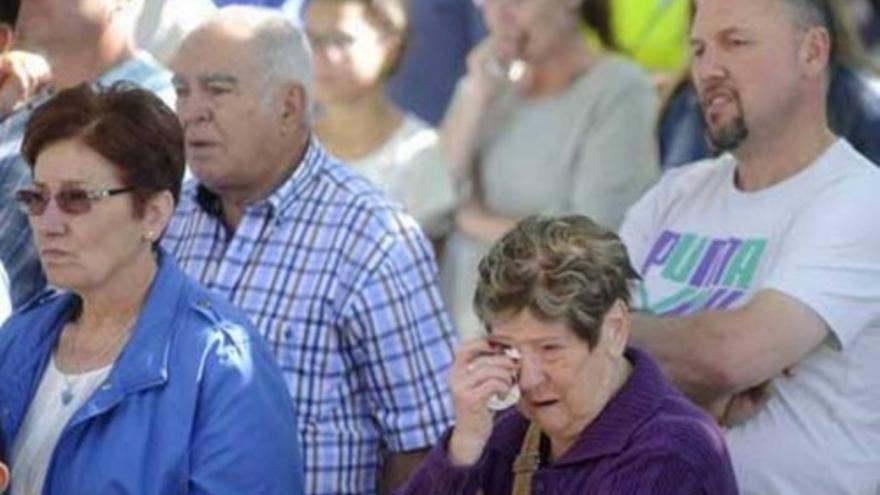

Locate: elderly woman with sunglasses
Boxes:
[394,215,739,495]
[0,83,304,495]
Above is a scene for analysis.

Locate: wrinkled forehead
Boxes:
[33,139,121,185]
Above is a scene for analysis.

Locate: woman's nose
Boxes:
[32,199,68,236]
[517,354,545,392]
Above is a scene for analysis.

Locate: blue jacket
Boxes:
[0,250,304,494]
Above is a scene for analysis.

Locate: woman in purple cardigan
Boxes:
[394,215,738,495]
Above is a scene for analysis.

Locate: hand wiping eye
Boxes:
[486,346,522,411]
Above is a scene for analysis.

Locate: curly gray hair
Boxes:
[474,215,639,349]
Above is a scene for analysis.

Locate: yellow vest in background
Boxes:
[611,0,691,71]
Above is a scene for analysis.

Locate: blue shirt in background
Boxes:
[387,0,487,125]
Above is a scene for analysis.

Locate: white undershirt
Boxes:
[11,357,111,495]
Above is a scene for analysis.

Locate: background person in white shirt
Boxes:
[620,0,880,492]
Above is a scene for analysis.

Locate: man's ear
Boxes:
[280,82,308,130]
[0,460,10,493]
[799,26,832,79]
[0,24,14,52]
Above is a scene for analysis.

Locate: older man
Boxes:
[620,0,880,493]
[0,0,173,308]
[163,7,457,495]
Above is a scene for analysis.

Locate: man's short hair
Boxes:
[783,0,840,65]
[212,6,315,114]
[474,215,640,349]
[0,0,20,27]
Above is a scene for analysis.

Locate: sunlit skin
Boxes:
[29,139,158,295]
[16,0,106,47]
[690,0,812,154]
[171,21,306,227]
[487,304,632,460]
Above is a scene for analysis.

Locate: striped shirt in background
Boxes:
[163,140,457,495]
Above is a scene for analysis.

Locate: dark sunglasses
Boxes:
[15,186,135,216]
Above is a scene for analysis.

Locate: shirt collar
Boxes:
[194,137,329,223]
[489,347,671,465]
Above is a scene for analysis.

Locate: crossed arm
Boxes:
[630,289,829,415]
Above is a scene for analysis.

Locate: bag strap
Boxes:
[511,422,542,495]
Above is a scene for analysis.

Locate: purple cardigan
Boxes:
[394,348,739,495]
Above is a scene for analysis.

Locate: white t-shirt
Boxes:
[620,139,880,495]
[11,358,112,495]
[349,115,456,236]
[0,264,10,325]
[133,0,216,64]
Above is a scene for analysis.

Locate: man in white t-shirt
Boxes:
[619,0,880,494]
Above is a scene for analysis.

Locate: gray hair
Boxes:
[212,6,316,121]
[474,215,640,349]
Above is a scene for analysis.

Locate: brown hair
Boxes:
[474,215,639,349]
[22,82,185,216]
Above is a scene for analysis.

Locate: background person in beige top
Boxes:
[307,0,456,236]
[440,0,660,339]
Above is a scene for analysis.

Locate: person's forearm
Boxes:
[631,290,829,410]
[630,311,744,404]
[439,78,495,182]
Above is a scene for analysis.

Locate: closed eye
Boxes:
[205,83,234,96]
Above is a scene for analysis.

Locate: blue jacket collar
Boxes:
[106,248,186,392]
[3,249,188,415]
[194,137,328,224]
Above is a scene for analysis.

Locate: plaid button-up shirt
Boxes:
[163,140,457,495]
